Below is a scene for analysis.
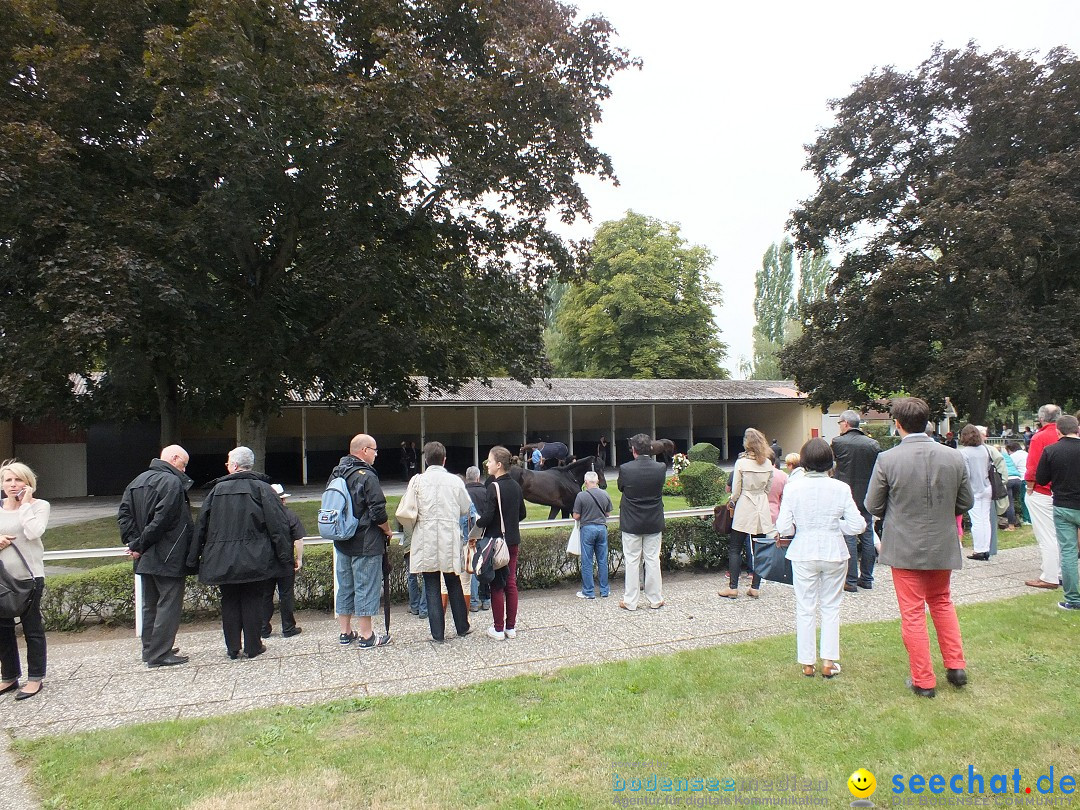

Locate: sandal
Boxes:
[822,661,841,679]
[802,665,816,677]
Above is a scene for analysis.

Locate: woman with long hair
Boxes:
[476,446,527,640]
[0,460,51,700]
[719,428,776,599]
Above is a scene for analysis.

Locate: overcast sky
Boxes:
[554,0,1078,377]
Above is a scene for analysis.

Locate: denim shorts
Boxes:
[335,550,383,617]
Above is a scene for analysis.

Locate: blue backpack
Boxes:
[318,473,359,542]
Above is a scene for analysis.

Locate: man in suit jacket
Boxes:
[832,410,882,591]
[865,397,974,698]
[617,433,667,610]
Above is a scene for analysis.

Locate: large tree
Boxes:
[0,0,636,464]
[548,211,728,378]
[782,44,1080,422]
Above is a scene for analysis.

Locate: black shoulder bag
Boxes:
[0,543,36,620]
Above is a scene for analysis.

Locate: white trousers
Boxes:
[1028,491,1061,583]
[621,532,663,609]
[969,486,992,553]
[791,559,847,665]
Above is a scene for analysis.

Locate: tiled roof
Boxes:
[72,373,805,406]
[307,377,806,406]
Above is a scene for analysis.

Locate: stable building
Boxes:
[2,378,827,497]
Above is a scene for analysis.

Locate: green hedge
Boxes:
[688,442,721,464]
[679,461,727,507]
[41,519,729,631]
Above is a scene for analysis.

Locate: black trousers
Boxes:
[141,574,186,663]
[727,531,762,589]
[422,572,469,641]
[0,578,46,681]
[262,574,297,634]
[220,580,270,657]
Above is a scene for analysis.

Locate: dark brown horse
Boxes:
[646,438,677,465]
[506,456,607,519]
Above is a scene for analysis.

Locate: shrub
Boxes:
[662,475,684,496]
[41,519,736,631]
[688,442,721,464]
[679,461,727,507]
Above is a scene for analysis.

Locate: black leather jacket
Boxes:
[832,428,882,509]
[118,459,195,578]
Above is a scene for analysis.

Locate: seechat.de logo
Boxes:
[848,768,876,807]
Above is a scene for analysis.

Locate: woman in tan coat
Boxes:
[719,428,776,599]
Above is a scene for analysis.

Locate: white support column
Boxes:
[363,405,369,435]
[722,403,729,460]
[522,406,528,449]
[473,406,480,468]
[568,405,574,456]
[688,404,694,450]
[420,406,427,471]
[610,405,617,467]
[651,404,656,439]
[301,406,309,485]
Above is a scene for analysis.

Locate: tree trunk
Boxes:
[237,397,271,473]
[154,366,181,448]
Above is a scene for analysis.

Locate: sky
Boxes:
[552,0,1078,377]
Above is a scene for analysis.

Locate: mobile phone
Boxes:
[14,489,23,502]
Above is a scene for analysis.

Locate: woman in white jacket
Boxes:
[395,442,473,642]
[776,439,865,679]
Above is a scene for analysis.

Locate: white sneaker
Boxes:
[575,591,594,599]
[485,626,505,641]
[504,628,517,639]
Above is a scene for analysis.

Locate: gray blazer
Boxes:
[864,434,974,570]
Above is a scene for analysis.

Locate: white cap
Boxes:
[271,484,290,499]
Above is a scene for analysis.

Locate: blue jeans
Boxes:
[579,523,609,598]
[844,508,876,587]
[404,554,427,617]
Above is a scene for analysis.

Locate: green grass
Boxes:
[16,593,1078,809]
[44,491,693,569]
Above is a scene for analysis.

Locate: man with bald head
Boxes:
[118,445,195,667]
[327,434,393,647]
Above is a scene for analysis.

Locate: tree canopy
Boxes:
[0,0,637,461]
[782,44,1080,422]
[548,212,728,379]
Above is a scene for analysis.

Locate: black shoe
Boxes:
[857,582,873,590]
[457,626,472,638]
[260,626,272,639]
[357,632,391,648]
[946,668,968,688]
[147,654,189,668]
[228,650,241,660]
[282,627,303,638]
[0,680,19,696]
[246,645,267,658]
[905,678,936,698]
[14,682,43,701]
[967,552,990,561]
[843,584,858,593]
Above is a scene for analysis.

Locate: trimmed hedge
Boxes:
[688,442,721,464]
[679,461,727,507]
[41,519,729,631]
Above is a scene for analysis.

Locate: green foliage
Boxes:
[688,442,721,464]
[678,461,727,507]
[548,212,728,379]
[783,44,1080,423]
[661,475,684,496]
[0,0,638,452]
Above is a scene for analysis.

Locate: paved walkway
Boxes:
[0,543,1054,808]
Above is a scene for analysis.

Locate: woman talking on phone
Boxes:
[0,460,50,700]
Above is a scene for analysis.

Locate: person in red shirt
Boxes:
[1024,404,1062,589]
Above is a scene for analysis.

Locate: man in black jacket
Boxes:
[328,434,393,648]
[617,433,667,611]
[187,447,293,660]
[832,410,882,591]
[119,445,195,668]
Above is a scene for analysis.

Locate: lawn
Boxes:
[43,491,695,569]
[16,593,1077,809]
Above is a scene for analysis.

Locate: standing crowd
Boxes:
[0,400,1075,706]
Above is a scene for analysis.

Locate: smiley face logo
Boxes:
[847,768,876,799]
